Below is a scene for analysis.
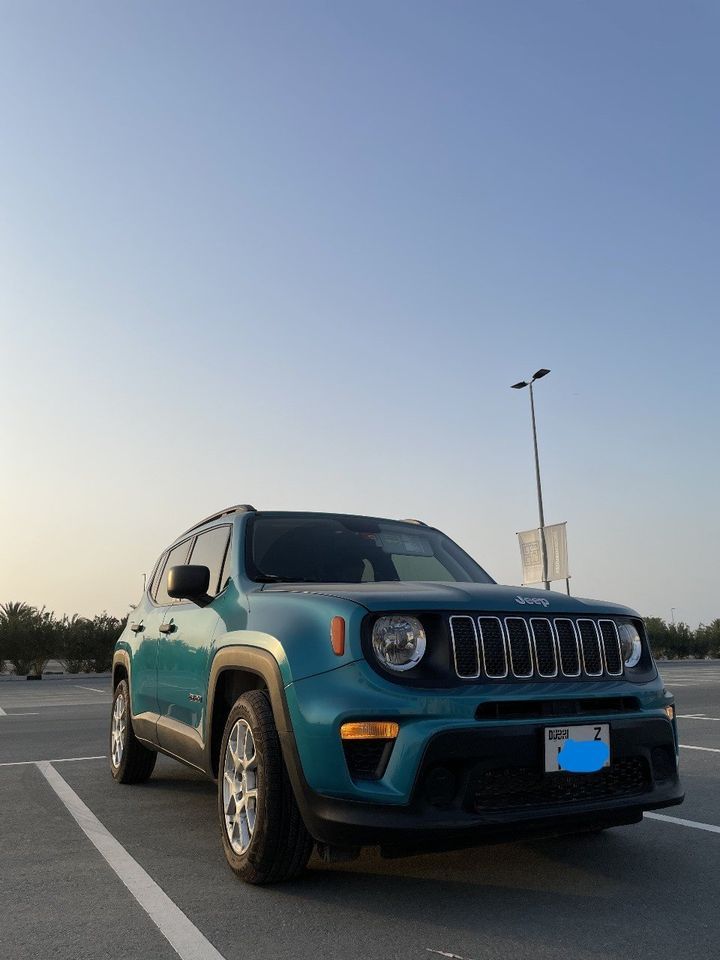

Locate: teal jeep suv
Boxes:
[111,505,683,883]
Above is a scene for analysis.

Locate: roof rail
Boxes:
[180,504,257,537]
[401,518,427,525]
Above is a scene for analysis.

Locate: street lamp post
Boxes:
[512,368,552,590]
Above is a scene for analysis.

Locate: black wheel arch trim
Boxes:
[205,646,297,777]
[204,646,338,845]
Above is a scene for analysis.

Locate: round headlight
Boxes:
[619,623,642,668]
[372,616,426,672]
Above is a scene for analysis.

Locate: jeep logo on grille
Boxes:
[515,595,550,607]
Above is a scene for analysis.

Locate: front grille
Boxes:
[472,757,650,810]
[478,617,508,678]
[578,620,603,676]
[449,615,628,682]
[555,619,581,676]
[505,618,533,678]
[599,620,623,676]
[475,696,641,720]
[531,618,557,677]
[449,616,480,678]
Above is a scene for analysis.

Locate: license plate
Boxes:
[544,723,610,773]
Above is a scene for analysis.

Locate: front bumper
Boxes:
[285,660,679,800]
[281,713,683,850]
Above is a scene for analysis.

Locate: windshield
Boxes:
[247,513,494,584]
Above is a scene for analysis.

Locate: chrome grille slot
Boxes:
[447,614,624,681]
[530,618,558,677]
[554,619,581,676]
[599,619,623,676]
[577,619,603,676]
[478,617,508,678]
[449,616,480,679]
[505,618,533,678]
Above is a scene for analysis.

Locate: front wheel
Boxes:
[218,690,313,884]
[109,679,157,783]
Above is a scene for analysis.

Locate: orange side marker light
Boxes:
[330,616,345,656]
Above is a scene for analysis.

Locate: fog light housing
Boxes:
[341,721,398,781]
[664,705,675,721]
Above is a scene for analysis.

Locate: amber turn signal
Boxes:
[340,721,399,741]
[664,705,675,720]
[330,616,345,656]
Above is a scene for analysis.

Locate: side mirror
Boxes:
[167,565,212,607]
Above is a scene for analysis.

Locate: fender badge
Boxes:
[188,693,203,702]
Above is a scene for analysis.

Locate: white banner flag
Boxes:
[518,528,545,585]
[517,522,569,585]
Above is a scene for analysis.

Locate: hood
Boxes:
[260,581,639,619]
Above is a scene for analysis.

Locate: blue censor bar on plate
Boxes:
[558,738,610,773]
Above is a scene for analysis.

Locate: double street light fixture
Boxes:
[511,369,551,590]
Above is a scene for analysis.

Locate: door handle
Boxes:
[130,622,144,633]
[159,622,176,634]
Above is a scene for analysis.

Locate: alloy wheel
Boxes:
[223,719,258,854]
[111,692,126,768]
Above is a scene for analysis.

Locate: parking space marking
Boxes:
[74,685,109,694]
[37,761,227,960]
[681,744,720,753]
[427,949,477,960]
[0,755,106,767]
[0,706,6,715]
[0,699,112,708]
[0,712,40,717]
[678,714,720,721]
[645,812,720,835]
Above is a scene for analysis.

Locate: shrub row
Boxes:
[0,601,127,676]
[645,617,720,660]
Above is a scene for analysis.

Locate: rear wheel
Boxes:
[218,690,313,884]
[109,679,157,784]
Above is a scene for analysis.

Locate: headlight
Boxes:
[372,615,426,672]
[619,623,642,668]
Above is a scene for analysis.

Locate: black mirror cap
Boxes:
[167,565,212,606]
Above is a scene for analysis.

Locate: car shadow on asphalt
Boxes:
[271,830,699,957]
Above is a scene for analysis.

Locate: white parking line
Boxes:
[0,699,112,708]
[645,812,720,835]
[0,755,106,767]
[0,713,40,717]
[681,745,720,754]
[427,950,477,960]
[74,685,109,694]
[0,706,6,716]
[37,762,226,960]
[678,715,720,722]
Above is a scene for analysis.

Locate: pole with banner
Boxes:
[517,522,570,593]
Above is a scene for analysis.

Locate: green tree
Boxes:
[58,614,93,673]
[27,606,59,676]
[86,613,126,672]
[0,601,37,675]
[644,617,671,657]
[695,620,720,659]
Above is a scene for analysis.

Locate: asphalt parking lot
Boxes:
[2,662,719,960]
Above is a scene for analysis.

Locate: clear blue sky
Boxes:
[1,1,718,626]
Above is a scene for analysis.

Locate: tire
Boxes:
[218,690,313,884]
[109,679,157,784]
